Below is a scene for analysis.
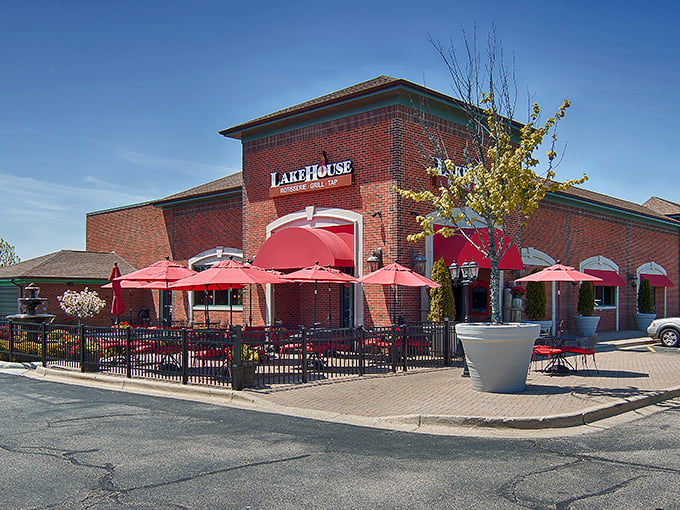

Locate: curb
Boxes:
[14,364,680,432]
[28,366,263,407]
[378,386,680,430]
[0,360,40,370]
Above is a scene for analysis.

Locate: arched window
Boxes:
[187,247,243,316]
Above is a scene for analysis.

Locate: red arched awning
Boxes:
[253,227,354,270]
[641,273,674,287]
[433,228,523,270]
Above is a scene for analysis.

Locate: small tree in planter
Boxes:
[634,278,656,331]
[574,281,599,336]
[428,258,455,322]
[395,26,588,392]
[57,288,106,325]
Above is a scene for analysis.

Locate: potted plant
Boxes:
[634,278,656,331]
[524,276,552,335]
[573,281,600,336]
[228,344,260,389]
[395,27,587,392]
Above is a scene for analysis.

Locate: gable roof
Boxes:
[550,187,680,226]
[219,75,487,140]
[154,171,243,206]
[0,251,136,281]
[642,196,680,217]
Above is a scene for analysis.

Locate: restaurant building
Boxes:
[84,76,680,333]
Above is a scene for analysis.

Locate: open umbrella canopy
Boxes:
[108,263,126,317]
[281,262,358,284]
[169,259,282,290]
[358,262,441,288]
[169,258,284,326]
[515,264,603,283]
[115,258,197,283]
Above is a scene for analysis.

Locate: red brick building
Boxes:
[82,76,679,333]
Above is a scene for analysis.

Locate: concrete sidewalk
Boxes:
[6,331,680,435]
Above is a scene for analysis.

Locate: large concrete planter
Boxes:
[634,312,656,332]
[573,315,600,337]
[455,322,540,393]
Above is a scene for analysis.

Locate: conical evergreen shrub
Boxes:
[637,278,654,314]
[428,258,455,322]
[524,274,546,321]
[577,281,595,316]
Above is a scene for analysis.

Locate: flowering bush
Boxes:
[510,286,527,298]
[112,321,131,329]
[227,344,260,363]
[57,288,106,323]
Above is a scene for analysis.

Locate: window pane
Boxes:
[594,286,616,307]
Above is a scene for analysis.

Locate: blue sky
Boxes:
[1,1,678,261]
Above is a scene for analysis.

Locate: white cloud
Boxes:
[0,173,152,260]
[115,148,232,178]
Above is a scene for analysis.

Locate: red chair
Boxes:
[531,345,563,372]
[561,334,598,372]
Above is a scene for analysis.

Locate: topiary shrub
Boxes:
[524,276,547,321]
[577,281,595,316]
[637,278,654,314]
[428,257,455,322]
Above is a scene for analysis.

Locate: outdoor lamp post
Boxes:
[449,260,479,377]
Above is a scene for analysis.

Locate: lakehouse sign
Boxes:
[269,160,353,197]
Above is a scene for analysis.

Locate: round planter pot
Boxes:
[455,322,540,393]
[573,315,600,336]
[634,312,656,332]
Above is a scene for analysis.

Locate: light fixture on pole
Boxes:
[366,248,383,273]
[627,273,638,289]
[449,260,479,376]
[409,248,427,276]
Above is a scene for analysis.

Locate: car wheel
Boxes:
[660,328,680,347]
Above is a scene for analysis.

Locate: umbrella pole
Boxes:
[313,280,317,328]
[230,284,233,327]
[249,285,253,327]
[204,290,209,326]
[328,284,331,327]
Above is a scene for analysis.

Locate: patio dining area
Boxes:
[0,319,459,390]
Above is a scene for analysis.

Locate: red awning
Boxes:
[641,273,674,287]
[253,226,354,270]
[584,269,626,287]
[433,228,523,270]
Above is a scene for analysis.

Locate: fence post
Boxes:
[181,329,188,385]
[79,324,85,373]
[231,326,243,390]
[8,320,14,361]
[391,324,397,373]
[126,326,132,378]
[41,323,47,367]
[401,325,408,372]
[443,318,451,367]
[357,326,365,376]
[301,328,308,383]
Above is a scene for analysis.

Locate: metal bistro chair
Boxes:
[561,334,598,372]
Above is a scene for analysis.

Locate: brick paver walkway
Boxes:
[251,343,680,420]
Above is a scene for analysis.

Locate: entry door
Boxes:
[339,283,353,328]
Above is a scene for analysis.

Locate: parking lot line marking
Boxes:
[647,345,656,352]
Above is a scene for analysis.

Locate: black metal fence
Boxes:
[0,319,460,390]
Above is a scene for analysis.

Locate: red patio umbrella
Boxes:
[281,262,358,327]
[169,258,283,326]
[358,262,440,325]
[514,263,603,283]
[115,258,197,326]
[515,263,602,335]
[108,263,126,323]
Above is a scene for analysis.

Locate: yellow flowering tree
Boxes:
[396,27,588,323]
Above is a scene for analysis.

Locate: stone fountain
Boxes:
[6,283,56,324]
